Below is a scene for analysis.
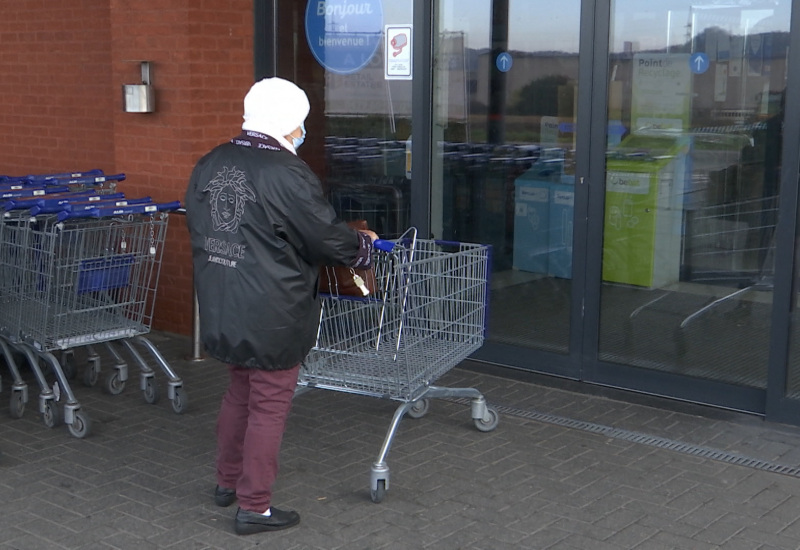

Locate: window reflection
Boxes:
[282,2,414,240]
[434,0,581,354]
[599,2,789,388]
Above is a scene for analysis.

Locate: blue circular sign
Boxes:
[690,52,710,74]
[305,0,384,75]
[496,52,513,72]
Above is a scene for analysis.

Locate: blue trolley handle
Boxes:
[1,185,70,199]
[57,200,182,221]
[38,173,126,186]
[8,191,126,212]
[61,196,152,214]
[373,239,395,252]
[28,193,135,216]
[24,168,104,182]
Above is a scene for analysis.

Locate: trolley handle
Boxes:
[56,200,182,221]
[1,185,70,199]
[62,196,152,213]
[34,173,126,186]
[373,239,395,252]
[23,168,104,182]
[4,190,124,212]
[28,193,134,216]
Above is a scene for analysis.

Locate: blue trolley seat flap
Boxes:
[77,254,135,293]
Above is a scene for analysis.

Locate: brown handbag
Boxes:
[318,220,377,297]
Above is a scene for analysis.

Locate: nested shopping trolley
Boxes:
[0,174,122,422]
[0,200,185,437]
[298,228,499,502]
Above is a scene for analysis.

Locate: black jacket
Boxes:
[185,137,364,370]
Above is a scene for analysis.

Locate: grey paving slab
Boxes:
[3,332,800,549]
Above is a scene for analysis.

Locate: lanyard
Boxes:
[230,130,285,152]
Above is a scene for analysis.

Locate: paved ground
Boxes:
[4,332,800,549]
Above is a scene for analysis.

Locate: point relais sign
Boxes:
[305,0,384,75]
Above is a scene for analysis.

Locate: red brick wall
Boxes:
[0,1,115,175]
[0,0,255,335]
[110,1,254,335]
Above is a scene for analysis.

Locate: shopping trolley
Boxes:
[298,228,499,502]
[0,177,120,418]
[0,200,184,437]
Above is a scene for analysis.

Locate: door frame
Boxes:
[766,0,800,423]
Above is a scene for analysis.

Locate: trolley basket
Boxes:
[298,228,499,503]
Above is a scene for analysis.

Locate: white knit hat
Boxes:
[241,77,310,138]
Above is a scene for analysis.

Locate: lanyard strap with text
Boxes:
[231,130,285,152]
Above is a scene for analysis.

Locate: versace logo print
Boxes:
[203,166,255,233]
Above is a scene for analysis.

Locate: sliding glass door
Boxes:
[431,0,583,362]
[598,1,791,393]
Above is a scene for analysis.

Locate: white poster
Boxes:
[631,53,692,132]
[385,25,412,80]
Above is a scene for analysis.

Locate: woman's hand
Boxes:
[359,229,379,242]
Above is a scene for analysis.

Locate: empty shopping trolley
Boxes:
[0,201,185,437]
[298,228,499,502]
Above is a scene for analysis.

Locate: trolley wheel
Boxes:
[42,401,62,428]
[406,398,430,419]
[370,479,387,503]
[103,371,125,395]
[474,406,499,432]
[83,362,99,388]
[67,411,92,439]
[142,377,160,405]
[170,387,188,414]
[9,391,25,419]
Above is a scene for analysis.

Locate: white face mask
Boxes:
[292,123,306,150]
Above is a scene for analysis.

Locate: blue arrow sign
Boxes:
[496,52,513,72]
[690,52,709,74]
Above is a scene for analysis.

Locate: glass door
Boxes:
[431,0,585,365]
[273,0,415,240]
[596,1,791,400]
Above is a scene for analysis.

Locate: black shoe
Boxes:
[214,485,236,507]
[234,506,300,535]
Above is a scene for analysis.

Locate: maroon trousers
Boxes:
[215,363,300,513]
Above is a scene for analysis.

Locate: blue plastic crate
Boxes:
[77,254,135,293]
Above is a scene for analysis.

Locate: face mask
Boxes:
[292,123,306,150]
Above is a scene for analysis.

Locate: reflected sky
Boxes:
[436,0,791,54]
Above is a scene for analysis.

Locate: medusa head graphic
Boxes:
[203,166,256,233]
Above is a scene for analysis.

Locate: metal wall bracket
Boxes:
[123,61,155,113]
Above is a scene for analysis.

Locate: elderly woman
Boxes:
[184,77,377,536]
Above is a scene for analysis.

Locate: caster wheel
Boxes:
[67,411,92,439]
[83,363,99,387]
[370,479,386,503]
[474,406,499,432]
[171,387,188,414]
[42,401,62,428]
[406,398,429,419]
[103,371,125,395]
[9,391,25,419]
[143,377,160,405]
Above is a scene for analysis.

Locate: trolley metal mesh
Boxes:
[300,237,490,402]
[0,212,169,351]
